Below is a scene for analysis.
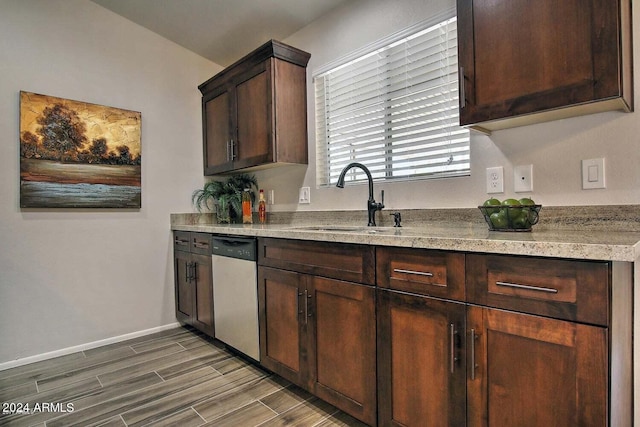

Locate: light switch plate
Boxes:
[582,158,605,189]
[298,187,311,204]
[514,164,533,193]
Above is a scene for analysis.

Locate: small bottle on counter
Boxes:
[258,189,267,224]
[242,189,253,224]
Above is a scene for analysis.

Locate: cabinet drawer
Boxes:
[173,231,212,255]
[376,247,465,300]
[258,238,375,285]
[191,232,212,255]
[173,231,191,252]
[466,254,610,326]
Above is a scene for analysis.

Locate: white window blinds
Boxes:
[315,15,470,186]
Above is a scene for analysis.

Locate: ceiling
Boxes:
[90,0,351,67]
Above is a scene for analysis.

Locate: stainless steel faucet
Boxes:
[336,162,384,226]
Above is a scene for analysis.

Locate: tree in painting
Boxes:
[37,103,87,162]
[20,131,39,158]
[78,137,109,164]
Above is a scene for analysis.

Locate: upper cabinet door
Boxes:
[234,63,272,170]
[203,90,232,175]
[457,0,633,132]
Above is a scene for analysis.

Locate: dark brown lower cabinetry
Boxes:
[377,289,467,426]
[466,306,607,427]
[257,236,377,426]
[258,266,377,426]
[377,289,608,427]
[173,231,215,337]
[176,236,629,427]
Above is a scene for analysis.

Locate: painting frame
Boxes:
[19,91,142,209]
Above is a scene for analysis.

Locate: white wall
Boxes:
[254,0,640,212]
[0,0,220,364]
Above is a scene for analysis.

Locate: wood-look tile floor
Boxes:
[0,326,367,427]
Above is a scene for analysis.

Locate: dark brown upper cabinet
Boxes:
[198,40,310,175]
[457,0,633,132]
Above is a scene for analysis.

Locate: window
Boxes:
[314,14,470,186]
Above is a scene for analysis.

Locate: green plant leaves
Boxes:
[191,173,258,221]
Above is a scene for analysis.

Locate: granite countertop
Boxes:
[171,215,640,262]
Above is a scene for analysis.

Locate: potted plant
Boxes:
[192,173,258,223]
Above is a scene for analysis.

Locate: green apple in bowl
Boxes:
[489,210,508,229]
[483,198,502,215]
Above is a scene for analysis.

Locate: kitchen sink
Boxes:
[292,225,399,234]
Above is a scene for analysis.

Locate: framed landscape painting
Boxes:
[19,91,141,208]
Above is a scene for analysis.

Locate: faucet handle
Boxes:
[390,212,402,227]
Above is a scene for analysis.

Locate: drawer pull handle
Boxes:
[393,268,433,277]
[175,239,189,246]
[495,281,558,294]
[193,242,209,249]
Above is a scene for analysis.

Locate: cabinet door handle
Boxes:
[393,268,433,277]
[226,140,231,161]
[185,261,191,283]
[297,292,303,317]
[450,323,457,374]
[470,328,477,380]
[495,281,559,294]
[304,289,311,325]
[192,262,198,282]
[459,66,466,108]
[230,139,236,160]
[186,262,196,283]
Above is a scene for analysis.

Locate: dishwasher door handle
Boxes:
[212,238,252,247]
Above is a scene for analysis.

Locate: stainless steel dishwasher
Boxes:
[211,235,259,361]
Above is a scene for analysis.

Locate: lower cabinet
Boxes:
[173,231,215,337]
[377,291,607,427]
[376,248,626,427]
[250,238,629,426]
[377,289,466,427]
[258,238,377,426]
[466,306,607,427]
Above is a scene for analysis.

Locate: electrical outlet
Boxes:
[514,164,533,193]
[298,187,311,204]
[486,167,504,194]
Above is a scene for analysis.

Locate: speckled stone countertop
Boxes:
[171,207,640,262]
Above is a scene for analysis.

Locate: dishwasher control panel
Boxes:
[211,236,257,262]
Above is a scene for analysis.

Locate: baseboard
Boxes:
[0,322,181,372]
